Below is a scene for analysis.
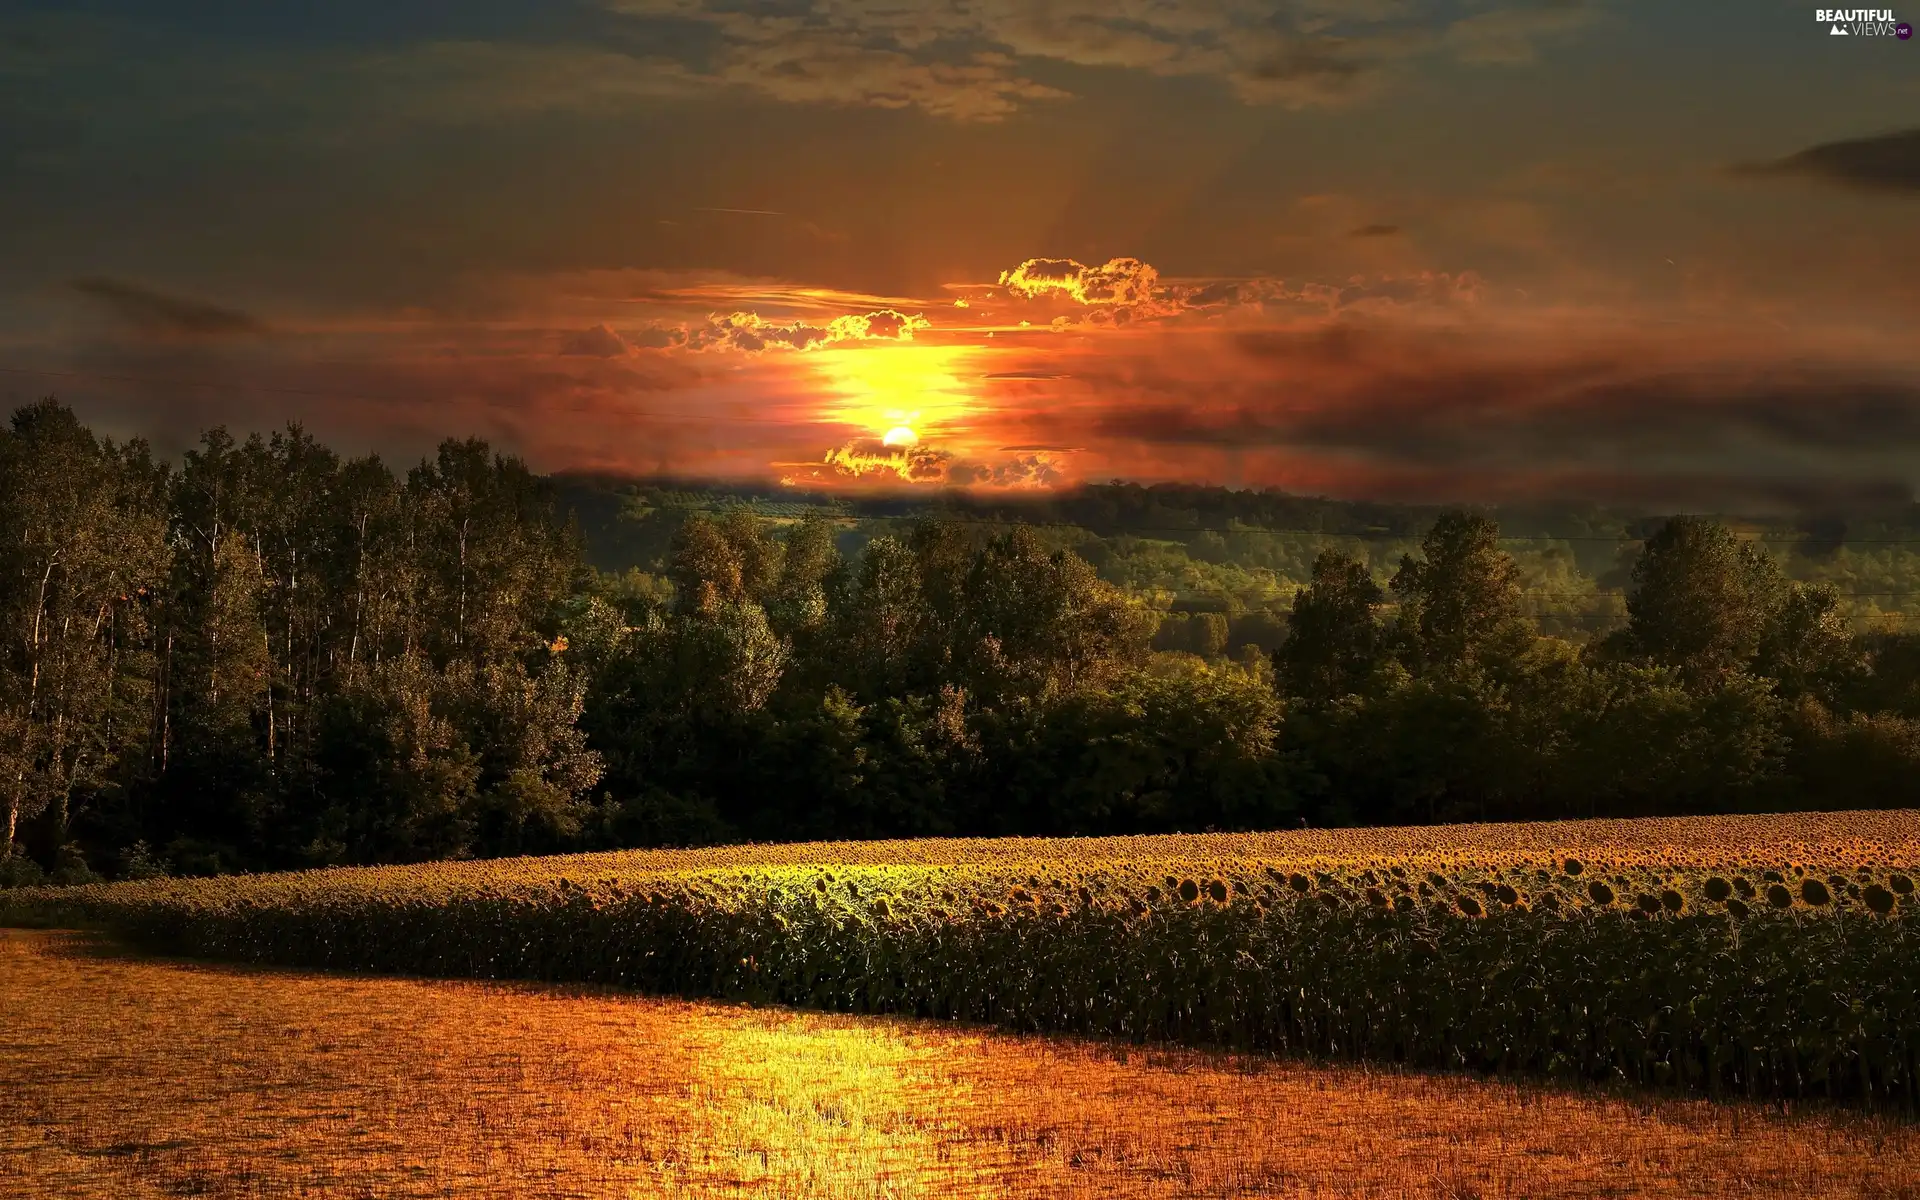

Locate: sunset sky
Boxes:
[2,1,1916,508]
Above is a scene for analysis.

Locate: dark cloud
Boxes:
[1732,128,1920,193]
[629,325,690,350]
[984,371,1069,380]
[1348,223,1401,238]
[1233,39,1375,107]
[72,277,267,339]
[51,332,709,472]
[988,453,1067,488]
[558,323,631,357]
[1062,323,1920,510]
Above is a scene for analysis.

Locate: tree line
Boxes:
[3,401,1917,883]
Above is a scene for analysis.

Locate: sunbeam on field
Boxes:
[4,929,1917,1200]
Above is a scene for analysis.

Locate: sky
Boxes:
[1,0,1917,508]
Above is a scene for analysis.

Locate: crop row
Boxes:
[5,810,1919,1108]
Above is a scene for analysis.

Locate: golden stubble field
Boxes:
[2,930,1915,1200]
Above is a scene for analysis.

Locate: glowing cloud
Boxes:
[684,307,931,353]
[821,438,955,483]
[998,257,1161,306]
[825,309,931,341]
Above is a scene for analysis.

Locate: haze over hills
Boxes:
[554,474,1920,648]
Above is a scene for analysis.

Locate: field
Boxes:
[7,811,1920,1109]
[6,929,1919,1200]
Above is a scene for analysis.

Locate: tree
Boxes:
[1276,551,1384,702]
[1391,512,1526,673]
[766,515,842,642]
[313,652,481,863]
[407,439,579,667]
[956,527,1152,703]
[447,657,603,857]
[0,401,169,859]
[832,534,924,699]
[968,659,1290,835]
[1560,666,1787,815]
[1618,516,1785,684]
[1755,581,1859,702]
[1784,698,1920,810]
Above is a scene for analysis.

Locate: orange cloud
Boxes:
[803,436,1066,490]
[819,438,955,484]
[681,307,932,352]
[984,255,1483,330]
[998,256,1161,306]
[52,252,1920,513]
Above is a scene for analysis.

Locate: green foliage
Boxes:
[119,840,169,881]
[1277,551,1385,703]
[1391,512,1528,673]
[0,400,169,862]
[9,403,1920,868]
[1784,699,1920,810]
[1618,516,1787,681]
[0,403,600,875]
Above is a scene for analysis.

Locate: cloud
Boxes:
[1348,223,1402,238]
[347,41,700,121]
[1228,33,1388,108]
[812,433,1063,489]
[1050,320,1920,509]
[1442,2,1598,66]
[827,308,931,340]
[1295,270,1484,314]
[986,255,1482,327]
[987,453,1067,488]
[999,257,1161,306]
[605,0,1602,121]
[821,437,957,483]
[50,330,716,474]
[51,248,1920,513]
[72,277,267,339]
[559,323,632,357]
[1732,128,1920,194]
[628,325,690,350]
[706,35,1070,123]
[681,307,932,353]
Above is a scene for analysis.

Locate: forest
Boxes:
[4,399,1920,884]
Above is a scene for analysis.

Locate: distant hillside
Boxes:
[551,474,1920,642]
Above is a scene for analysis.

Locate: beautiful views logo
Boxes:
[1816,8,1910,35]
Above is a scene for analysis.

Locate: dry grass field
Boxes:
[4,929,1916,1200]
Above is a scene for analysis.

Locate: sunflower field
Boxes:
[6,811,1920,1108]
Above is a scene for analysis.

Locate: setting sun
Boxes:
[807,343,983,449]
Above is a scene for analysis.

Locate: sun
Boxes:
[806,343,984,449]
